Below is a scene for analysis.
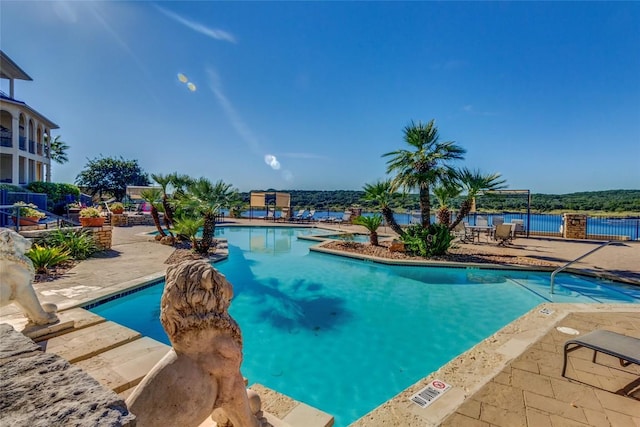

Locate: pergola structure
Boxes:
[249,191,291,220]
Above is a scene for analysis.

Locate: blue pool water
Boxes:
[89,227,639,426]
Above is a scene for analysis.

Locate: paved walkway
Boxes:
[442,310,640,427]
[1,222,639,427]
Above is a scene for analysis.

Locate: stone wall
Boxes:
[111,213,156,227]
[111,213,128,227]
[83,226,112,250]
[0,324,136,426]
[562,213,587,239]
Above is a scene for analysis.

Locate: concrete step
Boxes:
[74,336,170,393]
[250,384,334,427]
[38,320,142,363]
[6,308,106,342]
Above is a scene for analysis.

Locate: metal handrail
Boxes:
[550,241,614,294]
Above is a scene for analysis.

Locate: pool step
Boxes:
[10,307,333,427]
[74,336,170,393]
[37,320,142,363]
[5,307,106,342]
[195,401,333,427]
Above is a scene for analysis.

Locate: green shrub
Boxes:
[352,214,383,245]
[79,207,102,218]
[26,181,80,212]
[0,183,27,192]
[401,223,454,257]
[44,228,99,260]
[13,202,46,219]
[27,244,71,274]
[172,216,204,251]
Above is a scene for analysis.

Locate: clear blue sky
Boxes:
[2,1,639,194]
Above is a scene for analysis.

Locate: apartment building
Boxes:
[0,50,58,185]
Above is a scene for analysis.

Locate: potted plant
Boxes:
[67,201,82,213]
[79,207,105,227]
[109,202,125,214]
[12,202,46,225]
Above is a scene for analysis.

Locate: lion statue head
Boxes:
[160,259,242,348]
[0,227,35,275]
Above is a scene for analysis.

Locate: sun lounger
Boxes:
[334,211,351,224]
[292,209,305,221]
[303,209,316,222]
[561,329,640,378]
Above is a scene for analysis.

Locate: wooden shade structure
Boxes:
[249,191,291,219]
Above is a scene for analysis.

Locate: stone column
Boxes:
[83,226,113,250]
[562,213,587,239]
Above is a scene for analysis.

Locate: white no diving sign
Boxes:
[410,379,452,408]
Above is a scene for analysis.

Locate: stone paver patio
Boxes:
[442,311,640,427]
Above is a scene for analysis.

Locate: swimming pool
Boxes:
[88,226,639,426]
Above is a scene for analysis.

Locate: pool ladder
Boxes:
[550,241,614,294]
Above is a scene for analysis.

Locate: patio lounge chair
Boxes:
[263,209,275,221]
[292,209,305,221]
[334,211,351,224]
[561,329,640,379]
[493,223,514,246]
[304,209,316,222]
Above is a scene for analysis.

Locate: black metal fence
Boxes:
[464,212,639,241]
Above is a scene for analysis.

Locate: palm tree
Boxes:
[352,214,383,246]
[383,120,465,227]
[171,215,204,252]
[180,178,238,254]
[44,135,70,164]
[140,188,166,238]
[433,183,462,227]
[361,180,405,237]
[152,173,176,230]
[449,168,507,230]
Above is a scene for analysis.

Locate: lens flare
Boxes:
[177,73,188,83]
[187,82,197,92]
[264,154,281,170]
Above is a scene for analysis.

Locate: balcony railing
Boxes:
[37,142,43,155]
[29,140,35,153]
[0,129,11,147]
[19,136,26,150]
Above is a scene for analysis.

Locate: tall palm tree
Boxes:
[361,180,405,236]
[180,178,238,254]
[433,183,462,227]
[44,135,70,164]
[449,168,507,230]
[383,120,465,227]
[152,173,176,229]
[140,188,166,237]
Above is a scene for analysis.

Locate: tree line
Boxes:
[242,189,640,214]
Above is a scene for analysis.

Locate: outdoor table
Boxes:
[466,225,494,243]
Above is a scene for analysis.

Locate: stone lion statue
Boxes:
[0,227,58,325]
[126,259,263,427]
